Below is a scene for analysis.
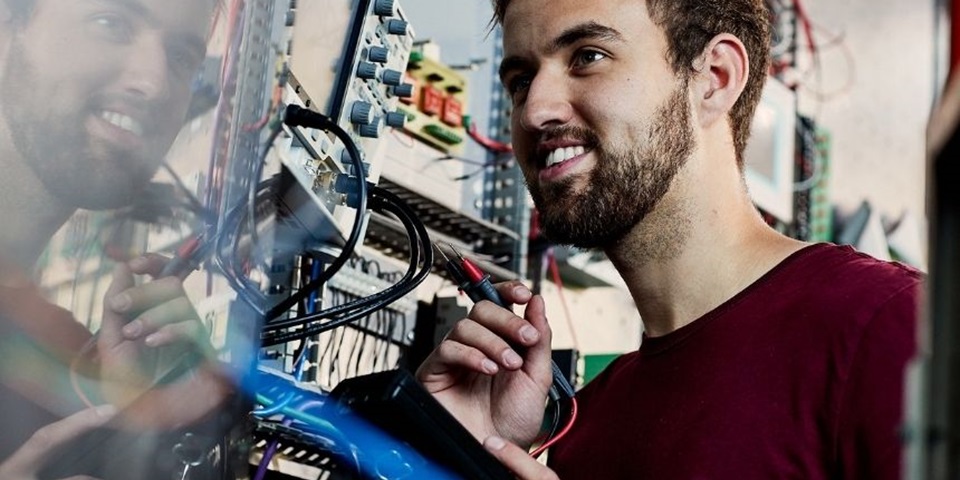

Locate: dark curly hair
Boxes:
[491,0,771,167]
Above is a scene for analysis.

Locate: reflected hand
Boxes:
[97,254,230,429]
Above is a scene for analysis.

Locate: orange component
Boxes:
[421,84,443,116]
[441,95,463,127]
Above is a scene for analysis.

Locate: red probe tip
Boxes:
[460,256,485,283]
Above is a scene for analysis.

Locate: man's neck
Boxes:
[0,132,75,274]
[605,153,807,338]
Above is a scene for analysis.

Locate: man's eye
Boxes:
[89,13,134,43]
[572,49,607,68]
[506,74,532,97]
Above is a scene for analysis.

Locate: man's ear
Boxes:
[690,33,749,129]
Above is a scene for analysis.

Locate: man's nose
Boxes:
[119,36,170,101]
[518,72,573,132]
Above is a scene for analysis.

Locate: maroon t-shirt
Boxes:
[550,243,922,479]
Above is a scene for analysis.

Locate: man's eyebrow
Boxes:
[498,22,623,82]
[548,21,624,53]
[87,0,208,55]
[88,0,153,23]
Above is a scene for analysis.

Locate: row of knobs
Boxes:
[349,0,411,138]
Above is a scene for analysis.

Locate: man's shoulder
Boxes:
[782,242,922,302]
[764,243,922,339]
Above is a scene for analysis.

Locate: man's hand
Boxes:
[97,254,230,430]
[416,282,553,447]
[0,405,115,480]
[484,436,559,480]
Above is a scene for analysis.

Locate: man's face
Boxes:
[500,0,695,249]
[0,0,210,209]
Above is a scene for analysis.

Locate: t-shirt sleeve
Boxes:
[834,280,921,479]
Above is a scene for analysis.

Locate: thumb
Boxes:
[521,295,553,389]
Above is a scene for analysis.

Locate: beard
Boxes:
[525,85,695,249]
[0,38,163,210]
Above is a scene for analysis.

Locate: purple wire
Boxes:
[254,419,292,480]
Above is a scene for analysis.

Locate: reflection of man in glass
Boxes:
[0,0,223,478]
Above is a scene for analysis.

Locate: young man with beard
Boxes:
[416,0,922,478]
[0,0,229,478]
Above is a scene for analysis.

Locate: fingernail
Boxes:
[122,320,142,338]
[96,404,117,418]
[129,256,148,270]
[503,349,522,368]
[519,325,540,344]
[109,294,131,312]
[485,436,506,451]
[481,359,499,374]
[513,285,530,297]
[144,334,159,347]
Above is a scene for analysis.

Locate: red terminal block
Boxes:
[441,95,463,127]
[421,84,443,117]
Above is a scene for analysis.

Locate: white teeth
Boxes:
[545,146,586,168]
[100,111,144,136]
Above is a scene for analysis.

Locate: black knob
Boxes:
[368,46,389,64]
[382,69,403,86]
[386,19,408,36]
[374,0,395,16]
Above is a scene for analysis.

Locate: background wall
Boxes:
[798,0,939,226]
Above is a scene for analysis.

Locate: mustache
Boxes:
[538,125,601,146]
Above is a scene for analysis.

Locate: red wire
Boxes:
[530,397,578,458]
[467,122,513,153]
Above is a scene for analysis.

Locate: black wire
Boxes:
[261,192,421,333]
[247,124,284,253]
[259,186,432,347]
[261,229,417,343]
[264,108,369,321]
[212,200,267,313]
[160,162,215,221]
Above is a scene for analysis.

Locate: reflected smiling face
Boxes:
[499,0,696,249]
[0,0,211,210]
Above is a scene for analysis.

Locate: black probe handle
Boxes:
[461,275,505,307]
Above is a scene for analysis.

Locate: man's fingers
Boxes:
[106,276,185,319]
[416,339,500,385]
[468,301,541,350]
[126,253,173,277]
[520,295,554,385]
[141,320,210,349]
[494,281,533,306]
[1,406,116,475]
[98,264,137,348]
[121,297,198,341]
[446,319,524,371]
[483,436,559,480]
